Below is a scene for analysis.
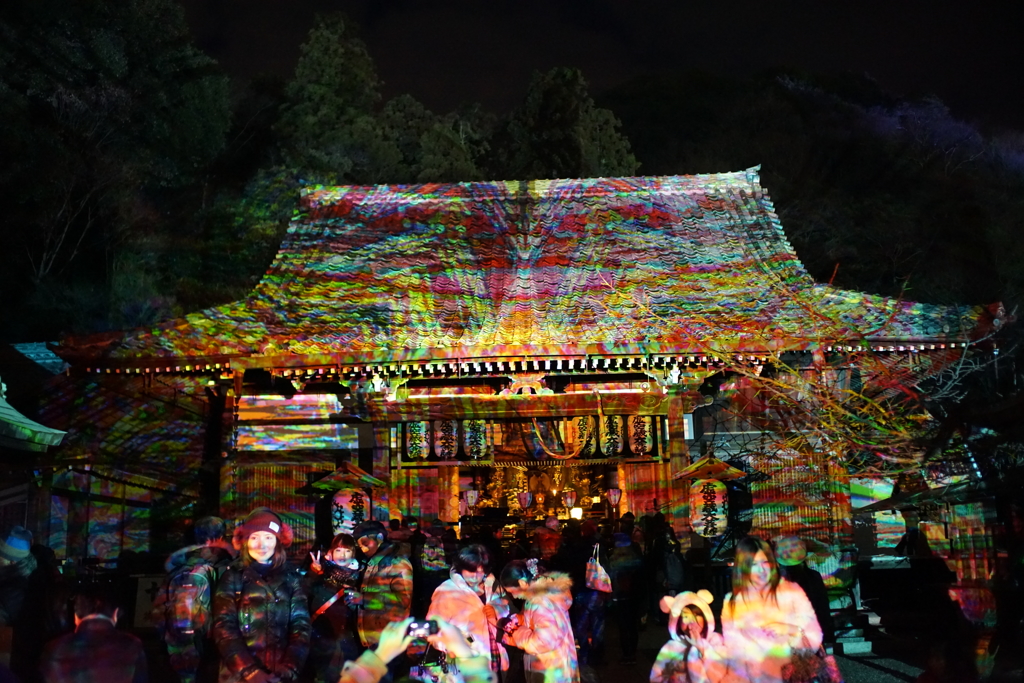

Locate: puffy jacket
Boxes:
[504,572,579,683]
[158,544,234,639]
[0,552,37,626]
[722,578,823,683]
[427,571,510,671]
[357,543,412,648]
[607,541,644,603]
[41,618,148,683]
[304,570,360,683]
[212,561,311,683]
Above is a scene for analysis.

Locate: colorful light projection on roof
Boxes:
[108,169,980,360]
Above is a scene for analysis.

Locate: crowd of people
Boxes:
[0,510,847,683]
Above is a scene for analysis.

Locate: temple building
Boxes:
[42,168,989,575]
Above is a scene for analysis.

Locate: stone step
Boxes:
[835,627,866,639]
[835,638,874,655]
[832,612,871,629]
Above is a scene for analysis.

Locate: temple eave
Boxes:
[66,335,973,374]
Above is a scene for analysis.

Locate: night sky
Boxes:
[179,0,1024,131]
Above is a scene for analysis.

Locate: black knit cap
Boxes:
[352,520,387,540]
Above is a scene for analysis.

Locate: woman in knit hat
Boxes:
[212,508,311,683]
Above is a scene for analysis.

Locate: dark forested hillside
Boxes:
[2,4,1022,343]
[601,71,1024,308]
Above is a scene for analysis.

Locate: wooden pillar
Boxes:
[201,385,229,517]
[371,423,391,521]
[437,466,460,523]
[616,462,628,517]
[666,386,693,462]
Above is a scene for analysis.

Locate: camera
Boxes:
[406,619,439,639]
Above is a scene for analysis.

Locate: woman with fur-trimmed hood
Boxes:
[499,559,579,683]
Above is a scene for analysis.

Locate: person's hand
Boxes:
[344,590,362,607]
[682,621,702,641]
[760,622,802,643]
[375,618,416,664]
[426,618,475,659]
[309,550,323,575]
[501,613,521,634]
[482,603,497,628]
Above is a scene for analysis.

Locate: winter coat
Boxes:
[607,542,644,604]
[650,634,734,683]
[427,571,510,671]
[41,618,147,683]
[212,561,311,683]
[721,579,823,683]
[504,572,579,683]
[159,544,234,638]
[532,527,562,561]
[778,563,834,643]
[5,547,68,683]
[0,552,37,626]
[157,544,234,677]
[305,570,360,683]
[357,542,412,648]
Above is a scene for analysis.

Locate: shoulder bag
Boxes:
[585,543,612,593]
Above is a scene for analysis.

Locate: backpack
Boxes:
[153,561,217,640]
[419,535,449,573]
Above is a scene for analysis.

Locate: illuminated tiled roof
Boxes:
[101,169,981,361]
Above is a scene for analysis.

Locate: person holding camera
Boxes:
[305,534,362,683]
[427,544,510,675]
[349,521,413,648]
[340,618,496,683]
[498,559,579,683]
[212,508,310,683]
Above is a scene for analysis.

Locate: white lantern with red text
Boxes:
[332,488,370,535]
[690,479,728,537]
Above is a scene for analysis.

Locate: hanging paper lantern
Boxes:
[563,490,577,508]
[434,420,458,459]
[690,479,728,537]
[628,415,656,455]
[602,416,622,456]
[332,488,370,535]
[607,488,622,506]
[463,419,491,460]
[574,416,597,457]
[465,490,480,506]
[406,422,430,460]
[517,491,533,509]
